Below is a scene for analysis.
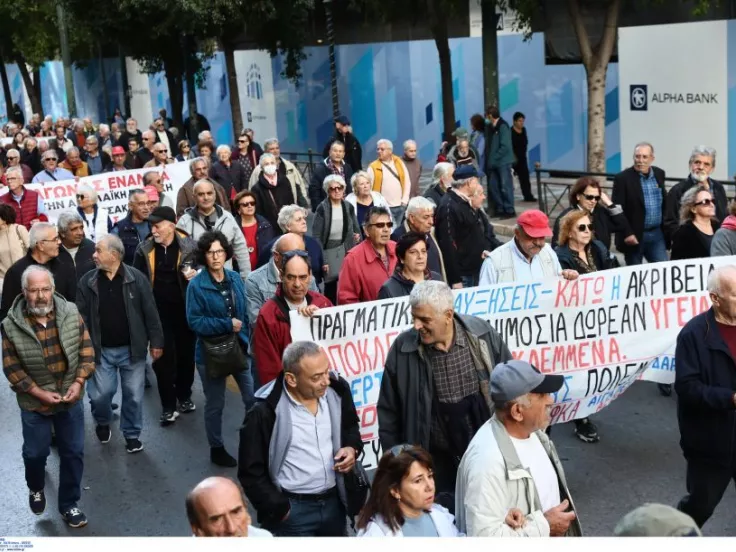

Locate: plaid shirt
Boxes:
[640,170,663,229]
[2,310,95,407]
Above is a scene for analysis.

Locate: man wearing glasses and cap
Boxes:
[455,359,582,537]
[31,150,75,183]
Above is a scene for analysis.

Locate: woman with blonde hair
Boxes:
[671,185,719,260]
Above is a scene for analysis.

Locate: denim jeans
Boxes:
[488,163,515,214]
[268,493,346,536]
[89,346,146,439]
[389,205,406,227]
[461,274,479,288]
[196,363,255,448]
[21,401,85,512]
[624,228,669,266]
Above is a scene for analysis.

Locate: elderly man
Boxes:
[107,145,130,172]
[97,123,113,151]
[322,115,362,173]
[66,120,86,148]
[664,146,727,243]
[455,359,582,537]
[402,139,422,198]
[177,179,250,280]
[51,124,73,160]
[133,206,197,425]
[57,211,95,281]
[176,157,231,217]
[112,189,151,264]
[143,171,175,210]
[367,139,411,223]
[378,280,512,507]
[77,235,163,453]
[1,148,33,183]
[0,222,77,321]
[612,142,669,266]
[310,141,354,209]
[253,250,332,385]
[119,118,142,152]
[447,137,481,174]
[338,205,397,304]
[392,196,446,281]
[135,130,156,169]
[143,141,173,168]
[153,117,178,157]
[673,265,736,528]
[210,145,247,198]
[32,150,74,183]
[82,135,110,175]
[186,477,273,537]
[484,106,516,218]
[2,265,95,528]
[424,162,455,207]
[2,166,49,229]
[239,341,363,536]
[248,138,309,208]
[59,147,90,177]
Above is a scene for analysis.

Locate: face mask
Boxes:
[485,117,492,124]
[264,165,277,176]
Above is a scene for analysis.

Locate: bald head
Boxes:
[186,477,251,537]
[276,232,306,253]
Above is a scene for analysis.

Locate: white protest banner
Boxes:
[291,257,735,469]
[25,161,191,224]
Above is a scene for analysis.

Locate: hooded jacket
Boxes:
[711,215,736,256]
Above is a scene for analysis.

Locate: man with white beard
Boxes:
[663,146,728,242]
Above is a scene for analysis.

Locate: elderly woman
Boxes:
[0,203,29,292]
[185,231,254,468]
[711,200,736,256]
[379,232,442,299]
[312,174,361,303]
[75,183,112,242]
[250,152,295,231]
[197,141,214,165]
[424,162,455,207]
[346,170,393,238]
[671,185,720,260]
[231,132,256,184]
[210,144,247,200]
[554,209,614,444]
[176,140,194,162]
[551,176,629,251]
[357,445,462,537]
[233,190,277,270]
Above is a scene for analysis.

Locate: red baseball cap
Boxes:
[517,210,552,238]
[111,146,125,156]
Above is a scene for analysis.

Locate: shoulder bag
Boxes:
[201,287,247,378]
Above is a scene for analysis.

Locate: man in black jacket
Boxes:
[611,142,669,266]
[57,211,96,281]
[112,190,151,265]
[675,265,736,528]
[664,145,728,242]
[378,280,512,509]
[239,341,362,536]
[322,115,362,173]
[310,141,354,210]
[424,162,455,208]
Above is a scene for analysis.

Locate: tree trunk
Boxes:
[222,39,243,141]
[567,0,621,173]
[32,68,42,116]
[163,57,184,132]
[0,50,14,119]
[15,57,43,116]
[98,42,111,123]
[429,0,455,141]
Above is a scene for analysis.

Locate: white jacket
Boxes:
[358,504,463,537]
[345,191,395,226]
[81,205,111,243]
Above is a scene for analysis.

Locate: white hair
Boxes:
[707,266,736,296]
[406,196,435,217]
[98,123,109,133]
[21,265,55,292]
[403,139,417,150]
[323,174,346,192]
[377,139,393,151]
[409,280,454,315]
[216,144,231,156]
[5,166,23,179]
[6,148,19,157]
[192,178,215,194]
[198,130,211,141]
[689,145,717,168]
[277,205,307,233]
[76,183,98,202]
[351,171,371,188]
[633,142,654,156]
[259,153,276,168]
[99,234,125,260]
[29,222,56,249]
[189,157,209,175]
[432,162,454,185]
[263,138,279,150]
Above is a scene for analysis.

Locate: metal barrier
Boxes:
[282,150,321,183]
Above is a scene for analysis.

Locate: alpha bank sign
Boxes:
[629,85,718,111]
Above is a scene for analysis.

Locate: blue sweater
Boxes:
[186,268,249,366]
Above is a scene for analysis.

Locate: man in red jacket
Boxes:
[253,250,332,385]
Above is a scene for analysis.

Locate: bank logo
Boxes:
[246,63,263,101]
[630,85,648,111]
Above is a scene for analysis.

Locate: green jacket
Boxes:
[485,117,515,169]
[2,294,87,413]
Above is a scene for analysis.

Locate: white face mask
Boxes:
[263,165,277,176]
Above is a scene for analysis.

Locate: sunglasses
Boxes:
[694,198,713,206]
[44,157,58,162]
[76,194,88,200]
[577,223,594,232]
[156,149,168,153]
[368,221,393,229]
[328,187,344,192]
[238,139,248,143]
[582,194,601,202]
[281,249,309,261]
[239,201,256,208]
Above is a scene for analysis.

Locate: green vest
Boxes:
[2,294,83,413]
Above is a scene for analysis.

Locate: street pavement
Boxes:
[3,373,736,536]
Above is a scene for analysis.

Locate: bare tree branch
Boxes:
[566,0,593,67]
[595,0,622,68]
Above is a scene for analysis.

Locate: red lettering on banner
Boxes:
[324,333,402,379]
[523,337,622,374]
[39,184,76,200]
[555,277,604,308]
[549,400,580,423]
[357,405,377,440]
[651,295,710,330]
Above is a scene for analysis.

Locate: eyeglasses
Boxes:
[328,187,344,192]
[26,286,53,294]
[206,249,226,257]
[156,149,168,153]
[239,201,255,208]
[44,157,58,162]
[7,156,18,160]
[238,139,248,143]
[368,221,393,229]
[582,194,601,202]
[39,236,61,243]
[576,224,594,232]
[695,198,714,206]
[389,444,415,457]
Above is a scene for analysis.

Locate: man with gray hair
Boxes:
[2,165,49,228]
[59,147,90,177]
[424,161,455,207]
[378,280,512,508]
[2,265,95,527]
[77,235,163,453]
[175,157,231,217]
[248,138,309,208]
[143,140,173,168]
[455,359,581,536]
[367,138,410,223]
[32,149,74,183]
[81,134,109,175]
[402,139,422,198]
[0,222,77,321]
[391,195,446,280]
[135,130,156,169]
[57,211,95,281]
[663,145,728,243]
[238,340,363,536]
[674,265,736,528]
[1,148,32,183]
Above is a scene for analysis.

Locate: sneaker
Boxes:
[29,490,45,515]
[210,446,237,467]
[658,383,673,397]
[61,507,88,528]
[574,418,600,443]
[160,410,179,426]
[95,425,111,444]
[125,438,144,454]
[178,399,196,413]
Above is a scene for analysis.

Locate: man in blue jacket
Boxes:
[675,265,736,528]
[484,106,516,219]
